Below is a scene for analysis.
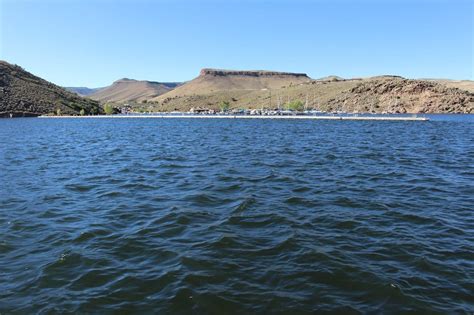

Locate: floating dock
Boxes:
[39,115,429,121]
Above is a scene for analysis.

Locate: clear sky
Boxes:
[1,0,473,87]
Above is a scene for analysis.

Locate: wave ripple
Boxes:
[0,118,473,313]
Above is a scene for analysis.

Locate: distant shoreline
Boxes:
[38,114,429,121]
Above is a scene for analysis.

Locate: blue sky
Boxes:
[1,0,472,87]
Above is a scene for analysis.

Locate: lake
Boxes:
[1,115,473,313]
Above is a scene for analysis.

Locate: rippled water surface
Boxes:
[1,116,473,313]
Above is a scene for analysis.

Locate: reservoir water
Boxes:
[1,115,473,313]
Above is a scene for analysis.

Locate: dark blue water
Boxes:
[1,116,473,313]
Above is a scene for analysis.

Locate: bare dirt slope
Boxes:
[0,60,102,117]
[90,78,180,103]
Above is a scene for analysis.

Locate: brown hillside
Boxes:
[325,77,474,113]
[149,76,473,114]
[0,60,102,117]
[90,78,180,103]
[153,68,311,101]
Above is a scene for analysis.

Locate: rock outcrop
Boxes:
[326,77,474,113]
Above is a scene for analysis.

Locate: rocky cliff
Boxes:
[0,61,102,117]
[199,68,309,78]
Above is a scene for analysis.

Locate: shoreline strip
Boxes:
[38,115,429,121]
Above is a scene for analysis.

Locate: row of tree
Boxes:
[54,100,307,116]
[55,103,115,116]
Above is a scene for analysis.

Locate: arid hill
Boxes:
[152,68,311,102]
[0,61,102,117]
[325,77,474,113]
[150,74,473,114]
[2,61,472,115]
[89,78,181,103]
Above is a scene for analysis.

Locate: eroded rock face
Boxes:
[199,68,309,78]
[0,61,103,116]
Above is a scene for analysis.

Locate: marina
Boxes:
[39,114,430,121]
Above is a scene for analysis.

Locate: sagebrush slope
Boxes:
[0,61,102,117]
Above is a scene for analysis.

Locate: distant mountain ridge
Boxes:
[88,78,182,103]
[65,86,104,96]
[317,75,345,82]
[0,60,102,117]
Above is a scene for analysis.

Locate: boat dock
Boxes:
[39,115,429,121]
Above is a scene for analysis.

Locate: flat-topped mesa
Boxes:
[199,68,310,78]
[152,68,313,101]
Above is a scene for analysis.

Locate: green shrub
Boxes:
[219,100,230,112]
[103,103,114,115]
[79,108,86,116]
[287,100,304,111]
